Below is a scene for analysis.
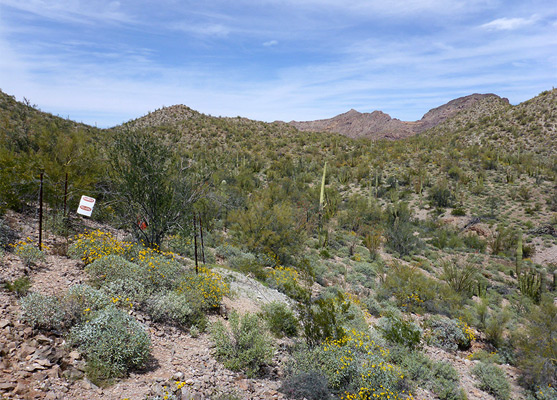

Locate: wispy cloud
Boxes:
[481,16,537,31]
[263,40,278,47]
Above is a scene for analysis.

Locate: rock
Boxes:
[0,382,16,391]
[14,381,29,394]
[173,371,185,380]
[68,351,80,361]
[0,319,10,329]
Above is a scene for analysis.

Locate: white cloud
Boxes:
[263,40,278,46]
[481,16,537,31]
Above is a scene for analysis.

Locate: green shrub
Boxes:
[176,267,228,311]
[13,242,45,266]
[210,312,274,377]
[228,192,305,265]
[260,301,299,338]
[0,220,17,250]
[377,262,438,314]
[85,255,140,287]
[280,371,331,400]
[485,310,510,348]
[471,362,510,400]
[145,291,204,330]
[69,307,151,381]
[297,292,353,347]
[515,294,556,389]
[3,276,31,297]
[63,284,111,325]
[441,259,478,295]
[214,244,243,260]
[289,329,404,398]
[385,220,422,256]
[463,233,487,252]
[229,252,268,281]
[426,315,473,351]
[100,278,149,303]
[21,292,65,330]
[378,314,422,350]
[429,181,455,208]
[430,361,466,400]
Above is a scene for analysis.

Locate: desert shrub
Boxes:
[489,226,516,256]
[100,278,149,303]
[429,181,455,208]
[463,233,487,252]
[228,192,305,265]
[145,291,205,330]
[69,307,151,381]
[384,219,422,256]
[394,351,464,400]
[229,252,268,281]
[430,361,466,400]
[12,240,45,266]
[85,255,141,287]
[20,292,65,330]
[214,244,244,260]
[471,362,510,400]
[515,294,556,389]
[63,284,111,325]
[440,259,478,295]
[430,227,464,250]
[176,266,228,310]
[260,301,299,338]
[280,371,331,400]
[451,207,466,216]
[377,262,438,314]
[3,276,31,297]
[0,219,18,250]
[133,252,184,292]
[210,312,274,377]
[68,230,128,265]
[289,329,405,399]
[378,314,422,350]
[297,291,356,347]
[425,315,473,351]
[267,266,307,301]
[485,309,510,348]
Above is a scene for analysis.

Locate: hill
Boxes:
[0,88,556,400]
[289,94,507,139]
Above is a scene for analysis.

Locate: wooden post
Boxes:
[193,213,198,274]
[38,173,43,251]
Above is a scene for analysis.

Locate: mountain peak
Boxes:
[289,93,506,139]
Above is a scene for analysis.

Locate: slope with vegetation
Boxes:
[0,88,556,400]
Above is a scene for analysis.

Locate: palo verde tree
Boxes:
[109,127,205,248]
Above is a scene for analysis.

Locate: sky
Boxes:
[0,0,556,128]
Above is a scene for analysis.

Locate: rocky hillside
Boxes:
[289,94,506,139]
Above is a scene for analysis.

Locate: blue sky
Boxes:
[1,0,556,128]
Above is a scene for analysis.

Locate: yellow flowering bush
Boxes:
[11,238,46,266]
[177,266,229,310]
[267,266,307,300]
[291,329,408,399]
[68,230,129,265]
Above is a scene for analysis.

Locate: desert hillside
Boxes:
[0,88,556,400]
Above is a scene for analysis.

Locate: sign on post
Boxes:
[77,196,96,217]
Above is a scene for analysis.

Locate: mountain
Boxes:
[289,93,508,139]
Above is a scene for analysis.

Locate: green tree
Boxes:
[109,128,204,248]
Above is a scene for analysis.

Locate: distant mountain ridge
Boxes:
[289,94,508,139]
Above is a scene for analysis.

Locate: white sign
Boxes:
[77,195,96,217]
